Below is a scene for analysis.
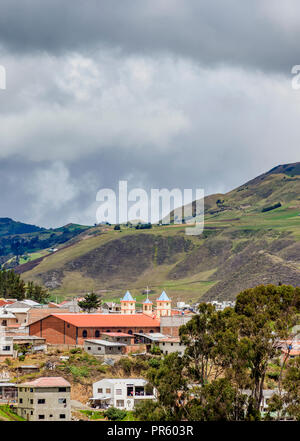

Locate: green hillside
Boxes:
[18,163,300,302]
[0,219,91,268]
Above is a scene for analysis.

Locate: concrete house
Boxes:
[0,371,17,403]
[100,332,134,345]
[84,339,126,356]
[16,377,71,421]
[0,334,13,360]
[90,378,156,410]
[158,337,186,356]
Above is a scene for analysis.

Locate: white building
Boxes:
[158,337,186,356]
[90,378,156,410]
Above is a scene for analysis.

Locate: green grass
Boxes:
[0,405,25,421]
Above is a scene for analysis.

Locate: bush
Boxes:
[148,358,161,369]
[105,407,127,421]
[18,354,25,362]
[70,347,82,354]
[149,345,161,355]
[68,365,90,378]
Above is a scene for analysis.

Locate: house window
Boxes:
[106,388,111,394]
[19,398,23,404]
[58,398,66,404]
[2,346,10,351]
[30,399,33,404]
[116,400,124,407]
[116,389,122,395]
[95,330,100,338]
[30,411,33,415]
[67,324,70,328]
[106,330,110,332]
[58,388,67,392]
[87,347,91,350]
[98,347,101,351]
[128,330,133,335]
[38,415,45,420]
[59,414,66,419]
[117,330,121,333]
[97,388,103,394]
[38,399,45,404]
[171,343,173,346]
[139,330,143,333]
[30,388,33,392]
[82,330,87,338]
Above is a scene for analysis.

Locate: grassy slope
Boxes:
[20,165,300,302]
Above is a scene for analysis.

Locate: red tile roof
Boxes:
[101,332,133,337]
[28,308,70,324]
[0,299,14,307]
[20,377,71,387]
[50,313,160,328]
[160,337,181,342]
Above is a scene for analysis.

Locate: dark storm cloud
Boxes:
[0,2,300,227]
[0,0,299,73]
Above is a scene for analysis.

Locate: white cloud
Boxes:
[26,162,79,222]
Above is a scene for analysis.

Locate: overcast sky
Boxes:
[0,0,300,227]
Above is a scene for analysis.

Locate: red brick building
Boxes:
[29,313,160,345]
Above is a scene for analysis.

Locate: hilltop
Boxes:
[0,219,91,268]
[12,162,300,302]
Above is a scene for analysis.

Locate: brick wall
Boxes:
[30,316,160,345]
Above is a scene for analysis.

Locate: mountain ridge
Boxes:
[6,162,300,302]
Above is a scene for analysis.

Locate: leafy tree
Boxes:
[78,292,101,313]
[26,281,50,304]
[0,269,26,300]
[267,356,300,421]
[186,378,247,421]
[135,353,187,421]
[234,284,300,415]
[180,303,239,385]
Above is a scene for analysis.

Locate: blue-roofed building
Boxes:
[121,291,134,302]
[157,291,170,302]
[143,296,153,316]
[120,291,136,315]
[156,291,171,317]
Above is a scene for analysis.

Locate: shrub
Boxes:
[148,358,161,369]
[69,365,90,378]
[105,407,127,421]
[70,347,82,354]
